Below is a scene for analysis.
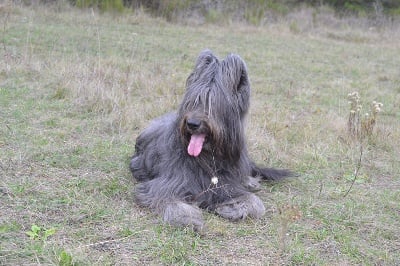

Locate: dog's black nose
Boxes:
[187,118,201,130]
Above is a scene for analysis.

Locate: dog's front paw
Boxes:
[162,201,205,232]
[215,194,265,220]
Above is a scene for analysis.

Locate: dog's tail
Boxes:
[251,162,296,181]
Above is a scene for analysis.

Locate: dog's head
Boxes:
[178,50,251,161]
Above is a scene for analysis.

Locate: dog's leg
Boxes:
[215,193,265,220]
[161,201,205,232]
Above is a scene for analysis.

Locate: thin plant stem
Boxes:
[344,144,363,197]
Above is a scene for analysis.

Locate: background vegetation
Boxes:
[21,0,400,21]
[1,0,399,265]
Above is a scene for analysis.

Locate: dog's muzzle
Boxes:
[186,118,202,131]
[183,116,209,157]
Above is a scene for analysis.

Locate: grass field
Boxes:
[1,2,399,265]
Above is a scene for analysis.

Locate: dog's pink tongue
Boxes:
[188,134,206,157]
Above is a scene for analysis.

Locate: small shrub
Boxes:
[205,9,221,24]
[289,21,300,33]
[26,224,56,241]
[75,0,124,12]
[244,6,265,25]
[59,250,74,266]
[388,7,400,16]
[265,0,290,15]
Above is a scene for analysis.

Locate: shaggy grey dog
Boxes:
[130,50,292,231]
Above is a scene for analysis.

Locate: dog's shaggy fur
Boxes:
[130,50,292,231]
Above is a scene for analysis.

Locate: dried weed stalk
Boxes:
[345,91,383,197]
[347,92,383,141]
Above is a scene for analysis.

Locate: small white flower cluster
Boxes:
[348,91,362,114]
[347,91,383,140]
[371,101,383,116]
[348,92,383,117]
[364,101,383,118]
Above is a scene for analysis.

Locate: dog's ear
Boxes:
[221,54,250,116]
[195,49,217,69]
[186,50,218,88]
[222,54,250,94]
